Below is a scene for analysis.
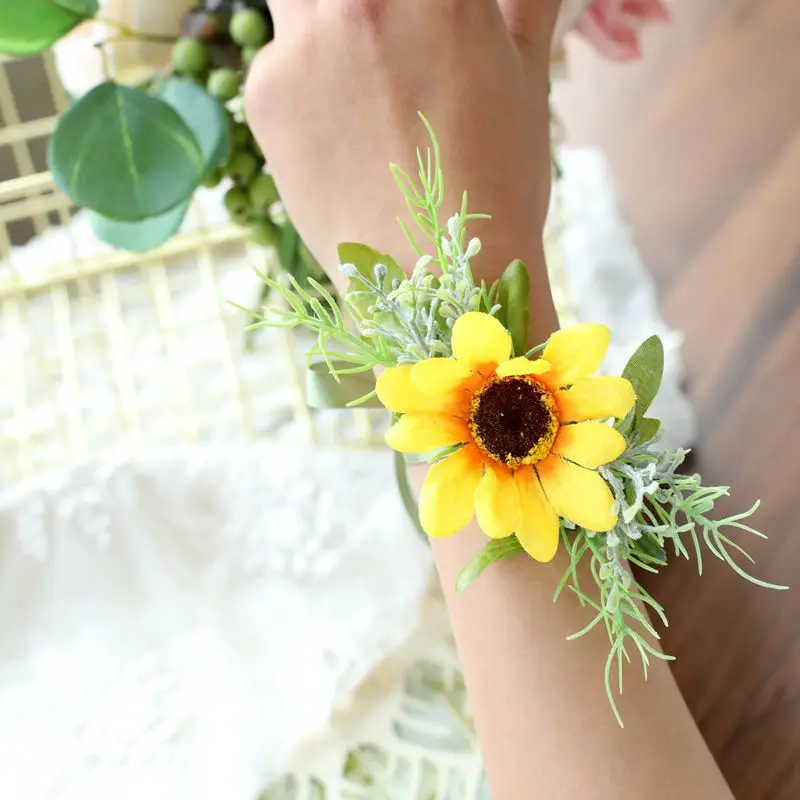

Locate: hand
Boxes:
[245,0,561,317]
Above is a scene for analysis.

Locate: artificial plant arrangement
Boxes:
[0,0,327,306]
[246,119,787,724]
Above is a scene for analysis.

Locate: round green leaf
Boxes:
[87,201,190,253]
[155,77,231,176]
[48,82,204,222]
[0,0,98,56]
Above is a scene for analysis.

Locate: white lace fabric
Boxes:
[0,445,432,800]
[0,145,696,799]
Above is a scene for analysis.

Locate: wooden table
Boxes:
[555,1,799,796]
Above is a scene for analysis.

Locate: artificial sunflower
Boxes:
[376,312,636,562]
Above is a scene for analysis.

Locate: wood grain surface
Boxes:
[555,1,799,797]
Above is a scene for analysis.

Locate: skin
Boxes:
[245,2,735,797]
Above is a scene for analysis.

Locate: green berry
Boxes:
[225,150,259,184]
[248,172,279,212]
[231,122,251,148]
[172,37,208,74]
[250,219,280,247]
[207,68,241,101]
[230,9,270,48]
[224,186,250,219]
[202,167,222,188]
[242,46,261,69]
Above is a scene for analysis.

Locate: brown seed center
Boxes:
[468,375,558,467]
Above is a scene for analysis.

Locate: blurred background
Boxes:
[0,0,797,798]
[555,1,799,796]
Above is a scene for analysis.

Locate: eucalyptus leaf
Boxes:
[56,0,99,11]
[494,259,530,357]
[305,361,380,409]
[456,536,523,593]
[155,77,230,176]
[87,201,190,253]
[0,0,98,56]
[48,82,204,222]
[338,242,404,324]
[622,335,665,422]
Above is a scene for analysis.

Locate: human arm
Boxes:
[244,2,734,796]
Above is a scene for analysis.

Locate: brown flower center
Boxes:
[468,375,558,467]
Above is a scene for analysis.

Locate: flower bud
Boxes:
[447,215,460,239]
[465,237,482,258]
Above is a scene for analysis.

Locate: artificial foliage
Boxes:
[0,0,329,313]
[247,118,787,723]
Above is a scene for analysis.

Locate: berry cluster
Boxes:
[169,3,329,318]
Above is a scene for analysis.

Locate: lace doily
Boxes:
[0,444,432,800]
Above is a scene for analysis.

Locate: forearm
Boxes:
[431,512,733,799]
[245,2,734,795]
[423,181,732,795]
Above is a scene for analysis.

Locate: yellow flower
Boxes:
[377,312,635,562]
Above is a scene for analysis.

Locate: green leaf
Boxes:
[456,536,523,593]
[637,417,661,444]
[493,259,530,357]
[48,82,204,222]
[342,744,388,788]
[87,201,189,253]
[155,77,231,176]
[338,243,405,324]
[305,361,380,409]
[0,0,98,56]
[622,335,664,422]
[395,451,425,540]
[403,443,464,465]
[279,219,301,277]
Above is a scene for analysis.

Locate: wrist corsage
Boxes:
[246,118,786,724]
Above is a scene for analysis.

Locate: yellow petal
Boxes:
[385,413,468,454]
[542,323,611,388]
[495,357,551,378]
[514,468,560,562]
[411,358,472,396]
[474,465,520,539]
[376,365,431,413]
[554,377,635,422]
[419,446,482,538]
[452,312,512,369]
[553,421,627,469]
[537,454,617,532]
